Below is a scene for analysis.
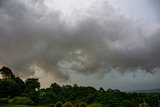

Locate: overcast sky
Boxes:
[0,0,160,91]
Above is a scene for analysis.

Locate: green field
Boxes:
[0,105,48,107]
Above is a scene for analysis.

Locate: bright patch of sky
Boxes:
[108,0,159,25]
[44,0,159,25]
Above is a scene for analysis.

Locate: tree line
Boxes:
[0,66,160,107]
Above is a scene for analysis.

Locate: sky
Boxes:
[0,0,160,91]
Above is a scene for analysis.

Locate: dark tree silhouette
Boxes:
[25,78,40,92]
[0,66,15,79]
[0,66,160,107]
[0,79,18,98]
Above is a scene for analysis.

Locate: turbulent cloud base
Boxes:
[0,0,160,85]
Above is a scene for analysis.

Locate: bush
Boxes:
[0,98,10,104]
[63,102,73,107]
[55,101,63,107]
[74,103,79,107]
[140,103,150,107]
[50,104,55,107]
[79,102,87,107]
[10,97,33,105]
[89,103,102,107]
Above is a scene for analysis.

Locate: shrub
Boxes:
[90,103,102,107]
[50,104,55,107]
[0,98,10,104]
[74,103,79,107]
[140,103,150,107]
[79,102,87,107]
[10,97,33,105]
[63,102,73,107]
[55,101,63,107]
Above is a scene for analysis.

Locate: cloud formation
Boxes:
[0,0,160,82]
[149,0,160,20]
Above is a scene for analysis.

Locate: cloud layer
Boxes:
[149,0,160,20]
[0,0,160,82]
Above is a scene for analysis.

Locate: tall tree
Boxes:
[0,66,15,79]
[25,78,40,92]
[13,77,26,95]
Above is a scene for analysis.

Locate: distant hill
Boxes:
[129,88,160,94]
[137,88,160,93]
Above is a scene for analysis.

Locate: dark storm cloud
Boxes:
[0,0,8,7]
[0,0,160,81]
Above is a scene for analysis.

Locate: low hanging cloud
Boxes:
[0,0,160,82]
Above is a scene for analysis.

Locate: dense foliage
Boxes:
[0,66,160,107]
[9,97,33,105]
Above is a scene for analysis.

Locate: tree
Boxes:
[39,91,58,104]
[13,77,26,95]
[0,79,18,98]
[50,83,62,93]
[0,66,15,79]
[25,78,40,92]
[99,87,105,93]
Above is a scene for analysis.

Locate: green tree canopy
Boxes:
[25,78,40,92]
[0,79,18,98]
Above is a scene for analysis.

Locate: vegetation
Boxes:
[0,66,160,107]
[63,102,72,107]
[55,101,63,107]
[79,102,87,107]
[9,97,33,105]
[0,105,47,107]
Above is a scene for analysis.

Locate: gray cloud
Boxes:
[149,0,160,21]
[0,0,160,82]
